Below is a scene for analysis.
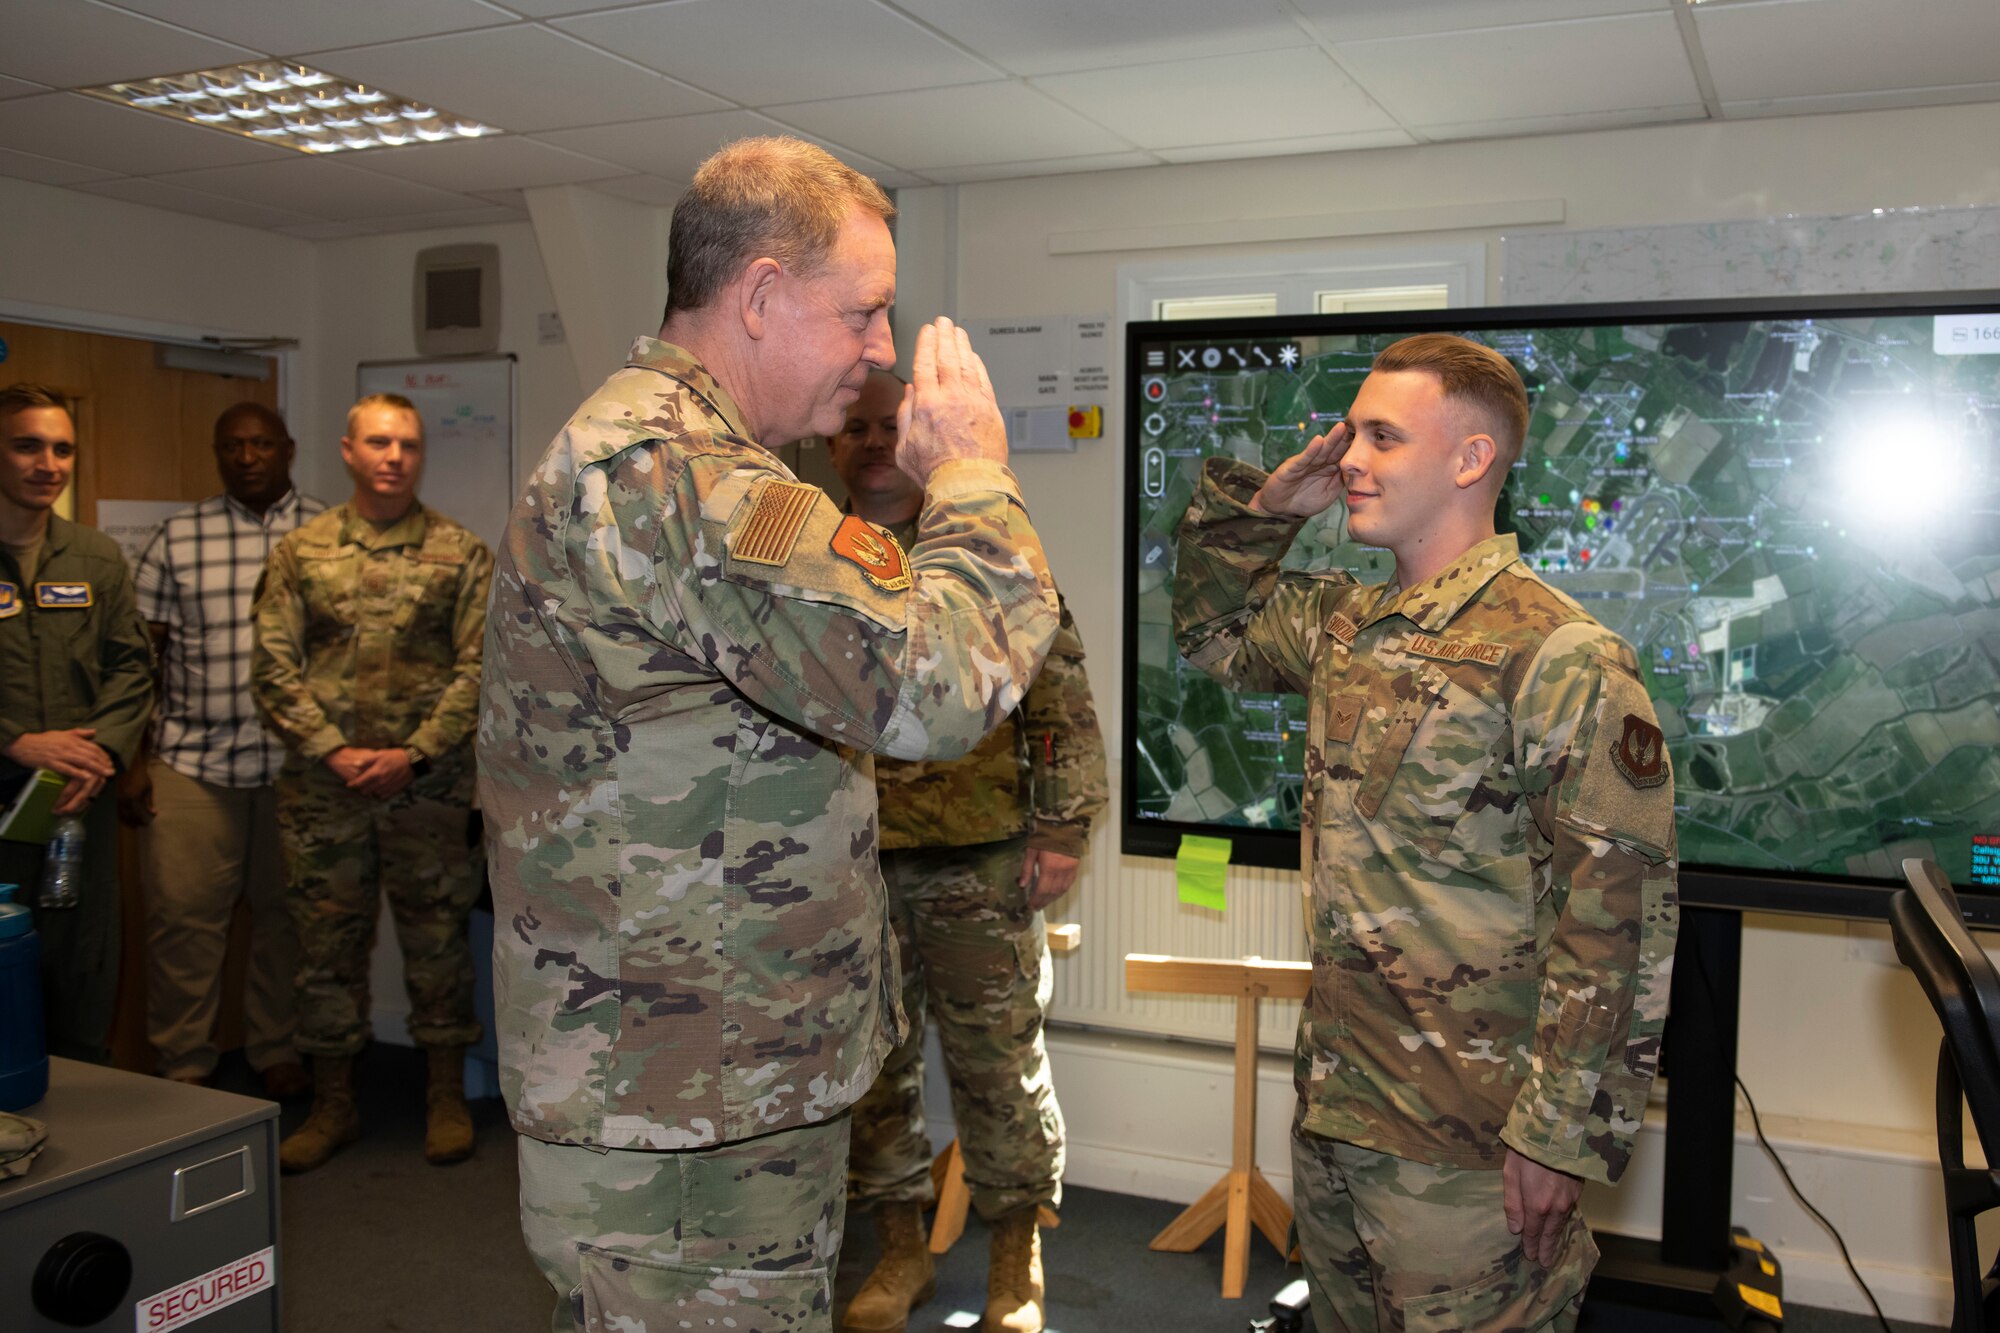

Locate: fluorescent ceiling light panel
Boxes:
[81,60,498,155]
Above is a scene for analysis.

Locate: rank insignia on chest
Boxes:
[729,479,819,568]
[0,582,17,619]
[830,515,912,592]
[1327,694,1363,745]
[1611,713,1668,788]
[34,581,92,610]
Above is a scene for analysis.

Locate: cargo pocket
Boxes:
[577,1243,830,1333]
[1396,1217,1598,1333]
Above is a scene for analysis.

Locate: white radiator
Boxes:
[1044,779,1309,1055]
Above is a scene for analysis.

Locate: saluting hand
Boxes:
[1250,421,1353,519]
[896,316,1007,485]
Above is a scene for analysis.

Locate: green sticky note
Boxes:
[1176,834,1231,912]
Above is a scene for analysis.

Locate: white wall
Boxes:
[909,99,2000,1318]
[304,219,585,508]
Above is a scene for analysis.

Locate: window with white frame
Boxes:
[1120,244,1482,328]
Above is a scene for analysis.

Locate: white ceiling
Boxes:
[0,0,1993,239]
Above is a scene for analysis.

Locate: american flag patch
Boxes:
[731,480,819,567]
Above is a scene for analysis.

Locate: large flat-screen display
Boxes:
[1124,294,2000,919]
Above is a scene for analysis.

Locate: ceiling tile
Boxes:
[479,0,637,14]
[1153,129,1416,164]
[106,0,516,58]
[536,110,793,180]
[918,152,1160,185]
[1295,0,1671,43]
[1336,12,1701,127]
[306,27,728,132]
[152,157,480,220]
[895,0,1313,76]
[590,175,686,206]
[71,176,320,229]
[1032,48,1400,151]
[1721,81,2000,120]
[356,136,627,192]
[1419,104,1705,141]
[554,0,1000,105]
[0,76,48,101]
[0,94,293,176]
[768,83,1132,169]
[1695,0,2000,103]
[0,0,259,88]
[474,187,529,208]
[0,145,119,186]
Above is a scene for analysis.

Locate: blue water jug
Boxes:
[0,883,48,1111]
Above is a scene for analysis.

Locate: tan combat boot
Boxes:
[423,1045,475,1165]
[982,1210,1044,1333]
[841,1202,936,1332]
[278,1056,359,1174]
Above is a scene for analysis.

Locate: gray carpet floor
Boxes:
[249,1044,1941,1333]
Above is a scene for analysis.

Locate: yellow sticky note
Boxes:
[1176,834,1230,912]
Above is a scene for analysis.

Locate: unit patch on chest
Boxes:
[1403,632,1506,668]
[0,582,16,619]
[34,581,92,609]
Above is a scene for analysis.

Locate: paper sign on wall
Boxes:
[967,314,1110,409]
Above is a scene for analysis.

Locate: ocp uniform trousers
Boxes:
[846,835,1064,1221]
[275,756,481,1057]
[518,1116,851,1333]
[1291,1116,1597,1333]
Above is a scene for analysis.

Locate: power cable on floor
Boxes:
[1733,1073,1896,1333]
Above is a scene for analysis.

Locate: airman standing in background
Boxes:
[253,392,492,1173]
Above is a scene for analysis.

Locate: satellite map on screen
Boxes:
[1130,313,2000,887]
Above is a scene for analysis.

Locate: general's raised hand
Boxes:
[896,316,1007,485]
[1250,421,1353,519]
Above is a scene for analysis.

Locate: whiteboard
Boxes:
[356,355,516,553]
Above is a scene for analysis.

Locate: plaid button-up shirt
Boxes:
[135,489,326,787]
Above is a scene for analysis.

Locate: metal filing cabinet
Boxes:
[0,1058,280,1331]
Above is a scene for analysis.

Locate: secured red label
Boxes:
[137,1246,274,1331]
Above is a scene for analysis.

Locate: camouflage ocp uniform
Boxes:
[1174,457,1679,1333]
[847,510,1107,1222]
[251,502,492,1058]
[477,339,1059,1332]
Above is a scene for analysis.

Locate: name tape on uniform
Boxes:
[1404,632,1506,668]
[136,1246,273,1332]
[1323,612,1359,645]
[35,581,93,609]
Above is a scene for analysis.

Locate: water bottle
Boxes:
[38,815,83,910]
[0,884,48,1111]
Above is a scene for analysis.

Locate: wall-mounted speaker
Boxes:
[413,243,501,357]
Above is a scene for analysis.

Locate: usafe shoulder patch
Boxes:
[35,581,92,609]
[729,479,820,567]
[1324,611,1360,645]
[1610,712,1669,789]
[830,515,912,592]
[1404,631,1507,668]
[0,583,17,619]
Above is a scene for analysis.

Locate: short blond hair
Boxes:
[664,137,895,316]
[345,391,421,439]
[0,382,74,430]
[1372,334,1529,474]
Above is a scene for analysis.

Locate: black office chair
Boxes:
[1889,857,2000,1333]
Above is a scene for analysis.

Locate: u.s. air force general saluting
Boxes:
[1173,334,1679,1333]
[478,137,1061,1332]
